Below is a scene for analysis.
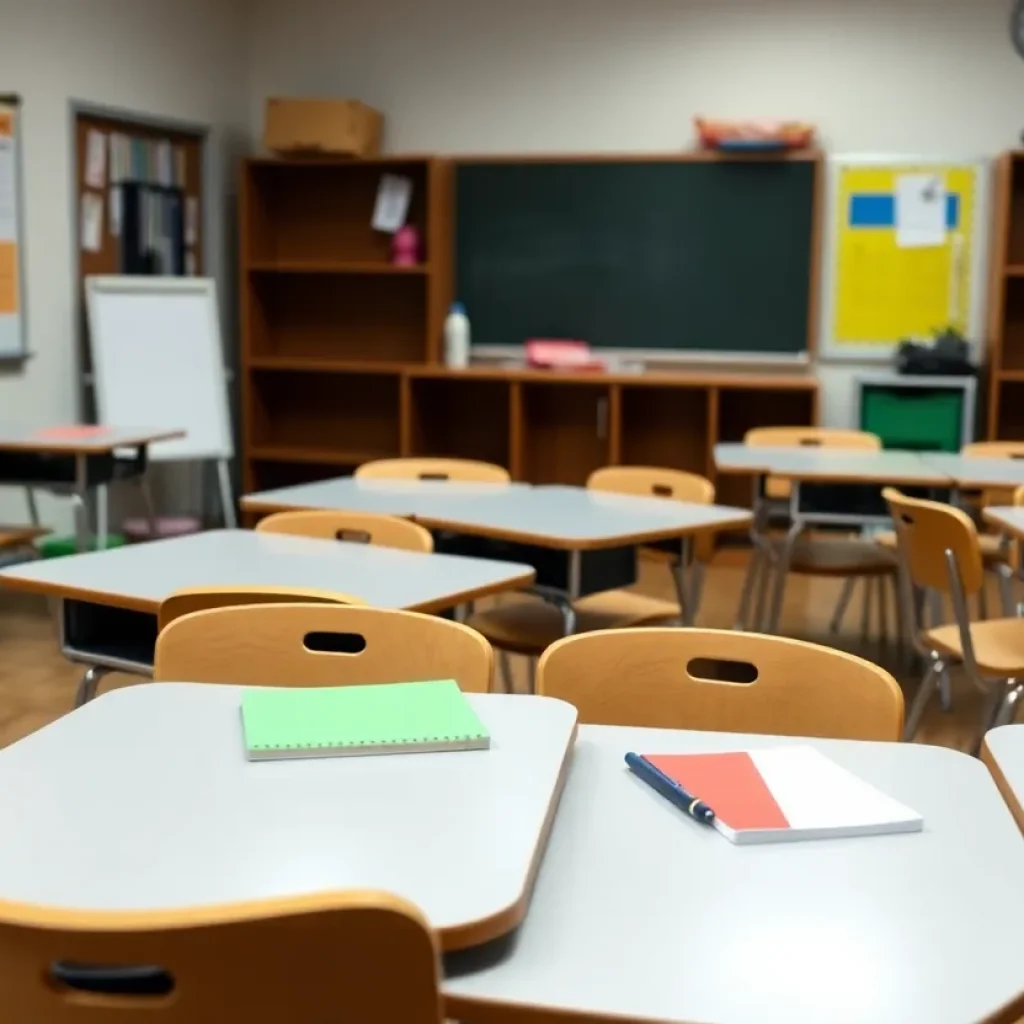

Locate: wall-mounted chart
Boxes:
[821,157,987,361]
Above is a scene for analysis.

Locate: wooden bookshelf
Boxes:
[240,155,819,499]
[988,152,1024,438]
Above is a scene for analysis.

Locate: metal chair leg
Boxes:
[829,577,856,634]
[735,547,764,630]
[526,658,537,695]
[998,565,1016,618]
[497,650,514,694]
[859,577,872,641]
[937,665,953,712]
[971,682,1024,756]
[877,576,890,649]
[74,666,109,709]
[903,655,943,741]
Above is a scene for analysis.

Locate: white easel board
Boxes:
[85,276,232,461]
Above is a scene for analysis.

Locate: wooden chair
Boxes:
[738,426,899,644]
[884,488,1024,751]
[355,458,510,484]
[256,510,433,553]
[154,603,494,692]
[537,627,903,741]
[877,441,1021,617]
[467,466,715,693]
[157,586,360,633]
[0,890,443,1023]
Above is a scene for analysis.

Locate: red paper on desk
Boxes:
[33,426,111,440]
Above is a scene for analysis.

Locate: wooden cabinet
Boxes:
[988,153,1024,437]
[239,156,819,499]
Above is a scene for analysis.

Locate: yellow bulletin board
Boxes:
[821,157,987,361]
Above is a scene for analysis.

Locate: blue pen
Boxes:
[625,752,716,825]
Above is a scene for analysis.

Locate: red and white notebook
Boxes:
[645,746,922,845]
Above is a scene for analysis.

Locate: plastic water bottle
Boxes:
[444,302,470,369]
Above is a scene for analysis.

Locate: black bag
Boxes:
[895,329,975,376]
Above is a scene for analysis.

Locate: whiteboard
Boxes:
[85,276,232,461]
[0,98,27,359]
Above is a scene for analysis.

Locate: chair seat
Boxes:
[788,539,897,577]
[467,591,680,655]
[876,530,1006,564]
[925,618,1024,677]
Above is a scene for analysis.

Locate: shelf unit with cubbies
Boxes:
[988,152,1024,439]
[239,155,452,493]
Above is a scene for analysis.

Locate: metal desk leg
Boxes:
[766,520,803,635]
[73,454,90,552]
[217,458,237,529]
[24,486,39,526]
[735,478,768,630]
[672,538,692,626]
[74,666,109,708]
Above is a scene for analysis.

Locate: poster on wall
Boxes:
[0,97,26,360]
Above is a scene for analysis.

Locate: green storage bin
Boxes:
[861,387,965,452]
[40,534,126,558]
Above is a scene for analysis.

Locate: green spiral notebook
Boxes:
[240,679,491,761]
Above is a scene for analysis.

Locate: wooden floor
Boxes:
[0,554,999,751]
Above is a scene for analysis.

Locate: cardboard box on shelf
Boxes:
[264,98,383,157]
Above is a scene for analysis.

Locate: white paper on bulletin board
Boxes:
[0,98,26,359]
[820,155,989,363]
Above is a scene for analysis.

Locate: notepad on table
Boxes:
[241,679,490,761]
[643,746,922,845]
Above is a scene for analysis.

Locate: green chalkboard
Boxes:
[455,158,817,356]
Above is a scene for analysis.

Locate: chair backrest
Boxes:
[157,586,361,633]
[744,427,882,451]
[154,604,494,692]
[537,627,903,741]
[355,458,510,484]
[744,427,881,500]
[0,891,443,1023]
[256,510,433,553]
[587,466,714,504]
[587,466,716,560]
[882,488,984,596]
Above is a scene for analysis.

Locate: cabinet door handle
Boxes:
[596,397,609,441]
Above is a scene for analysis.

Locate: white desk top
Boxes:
[0,425,184,455]
[983,725,1024,832]
[714,444,951,485]
[922,453,1024,489]
[983,506,1024,540]
[0,685,577,952]
[446,726,1024,1024]
[0,529,535,614]
[243,479,752,550]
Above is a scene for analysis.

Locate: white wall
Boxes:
[0,0,248,532]
[246,0,1024,427]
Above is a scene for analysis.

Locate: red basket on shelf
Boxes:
[695,118,815,152]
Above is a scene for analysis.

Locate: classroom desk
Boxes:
[921,453,1024,490]
[983,505,1024,540]
[0,426,184,551]
[243,478,753,628]
[713,444,951,632]
[982,725,1024,833]
[0,684,578,953]
[0,529,535,705]
[445,725,1024,1024]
